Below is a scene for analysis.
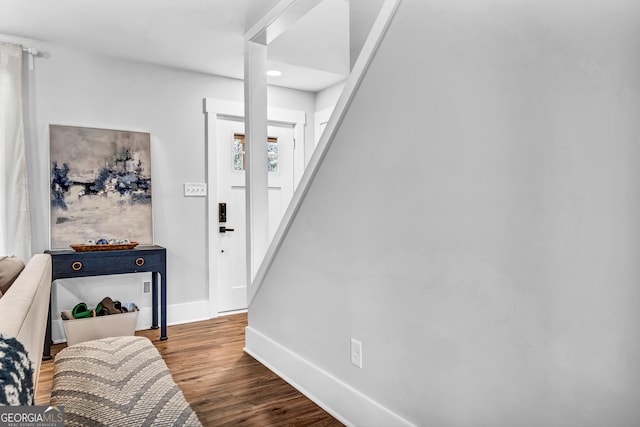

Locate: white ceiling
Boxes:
[0,0,350,92]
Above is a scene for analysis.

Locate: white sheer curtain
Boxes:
[0,42,31,260]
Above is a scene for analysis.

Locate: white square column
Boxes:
[244,39,269,294]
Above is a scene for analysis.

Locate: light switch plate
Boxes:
[184,183,207,197]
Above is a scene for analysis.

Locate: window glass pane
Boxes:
[232,135,244,171]
[267,140,278,172]
[232,135,277,172]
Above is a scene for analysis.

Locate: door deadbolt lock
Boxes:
[219,226,235,233]
[218,203,227,223]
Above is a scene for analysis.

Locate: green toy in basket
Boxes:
[71,302,92,319]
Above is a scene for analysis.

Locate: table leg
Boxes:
[151,273,159,329]
[160,270,167,340]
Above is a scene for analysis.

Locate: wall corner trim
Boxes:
[244,326,416,427]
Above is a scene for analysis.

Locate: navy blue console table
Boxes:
[44,245,167,359]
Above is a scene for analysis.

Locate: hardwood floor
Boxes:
[36,313,343,426]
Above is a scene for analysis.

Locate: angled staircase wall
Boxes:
[246,0,640,425]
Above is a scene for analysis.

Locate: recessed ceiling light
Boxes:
[267,70,282,77]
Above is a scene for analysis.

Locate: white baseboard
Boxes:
[52,299,211,343]
[244,326,415,427]
[218,308,248,317]
[166,299,211,326]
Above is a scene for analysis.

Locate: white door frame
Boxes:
[204,98,306,317]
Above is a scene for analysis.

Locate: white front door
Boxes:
[216,116,295,313]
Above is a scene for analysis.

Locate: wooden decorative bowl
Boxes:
[70,242,139,252]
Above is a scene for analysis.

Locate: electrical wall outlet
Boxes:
[350,338,362,368]
[184,182,207,197]
[143,281,151,294]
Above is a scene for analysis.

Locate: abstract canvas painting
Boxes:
[49,125,153,249]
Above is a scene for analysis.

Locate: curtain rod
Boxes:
[1,41,38,54]
[22,46,39,56]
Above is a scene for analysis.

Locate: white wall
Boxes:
[247,0,640,425]
[315,80,346,113]
[2,34,315,341]
[349,0,386,70]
